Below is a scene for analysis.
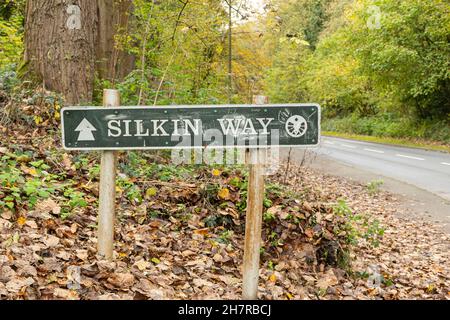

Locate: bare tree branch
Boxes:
[171,0,189,42]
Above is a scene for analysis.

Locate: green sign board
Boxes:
[61,104,320,150]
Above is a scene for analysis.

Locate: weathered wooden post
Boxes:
[97,89,120,260]
[242,148,266,299]
[242,95,268,300]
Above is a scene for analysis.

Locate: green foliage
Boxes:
[95,0,231,106]
[333,199,385,247]
[366,179,384,195]
[63,188,87,209]
[264,0,450,142]
[323,115,450,143]
[0,152,61,211]
[263,210,276,223]
[217,229,234,244]
[349,0,450,119]
[362,218,385,247]
[0,0,23,67]
[0,63,19,91]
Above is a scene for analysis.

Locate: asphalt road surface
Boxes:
[310,136,450,201]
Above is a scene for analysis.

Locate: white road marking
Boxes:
[324,141,335,145]
[396,154,425,161]
[364,148,385,154]
[441,162,450,166]
[341,144,357,149]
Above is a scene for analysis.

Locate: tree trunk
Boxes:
[24,0,98,104]
[96,0,135,83]
[24,0,135,105]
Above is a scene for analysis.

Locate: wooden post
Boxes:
[242,95,267,299]
[242,148,266,299]
[97,89,120,260]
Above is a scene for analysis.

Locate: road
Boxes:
[308,136,450,201]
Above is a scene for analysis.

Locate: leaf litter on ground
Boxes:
[0,113,449,300]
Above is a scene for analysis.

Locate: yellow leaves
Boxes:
[215,45,223,55]
[151,257,161,264]
[54,103,61,120]
[269,273,277,283]
[34,115,43,125]
[218,188,230,200]
[16,154,31,163]
[212,169,221,177]
[118,252,127,259]
[20,164,38,176]
[286,292,294,300]
[426,284,437,294]
[17,216,26,227]
[193,228,210,236]
[145,187,158,198]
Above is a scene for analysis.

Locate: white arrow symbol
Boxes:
[75,118,97,141]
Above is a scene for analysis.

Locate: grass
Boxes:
[322,131,450,153]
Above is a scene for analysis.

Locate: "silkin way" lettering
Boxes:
[107,118,275,138]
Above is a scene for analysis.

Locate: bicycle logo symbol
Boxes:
[285,115,308,138]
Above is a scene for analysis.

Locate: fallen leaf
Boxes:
[62,153,75,171]
[316,269,339,290]
[75,249,88,261]
[193,228,209,236]
[305,228,314,238]
[1,210,13,220]
[107,273,135,288]
[135,279,166,300]
[218,188,230,200]
[70,223,78,234]
[6,277,35,293]
[21,165,38,176]
[17,217,26,226]
[279,211,290,220]
[213,253,223,262]
[54,288,79,300]
[134,259,150,271]
[267,206,282,216]
[25,220,38,229]
[269,274,277,283]
[36,198,61,215]
[151,257,161,264]
[193,278,212,287]
[43,235,60,247]
[145,187,158,198]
